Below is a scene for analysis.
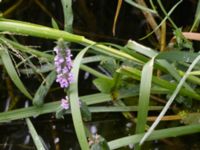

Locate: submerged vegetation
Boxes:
[1,0,200,149]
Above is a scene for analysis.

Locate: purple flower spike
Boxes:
[54,45,73,89]
[61,96,69,110]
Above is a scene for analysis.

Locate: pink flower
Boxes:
[54,46,73,89]
[60,96,69,110]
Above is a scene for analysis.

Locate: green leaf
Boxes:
[51,18,59,29]
[156,51,199,63]
[135,58,155,150]
[93,77,114,93]
[69,46,93,150]
[100,56,118,75]
[33,71,56,106]
[61,0,73,32]
[26,118,46,150]
[0,46,32,99]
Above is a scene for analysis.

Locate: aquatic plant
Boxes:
[0,0,200,150]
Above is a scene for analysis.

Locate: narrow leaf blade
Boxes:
[0,47,32,99]
[69,46,92,150]
[26,118,46,150]
[135,58,155,149]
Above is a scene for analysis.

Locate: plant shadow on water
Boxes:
[1,0,200,150]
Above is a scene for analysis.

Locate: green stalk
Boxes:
[0,102,162,123]
[0,19,141,63]
[0,19,83,42]
[108,124,200,149]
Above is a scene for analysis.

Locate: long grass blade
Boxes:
[0,46,32,99]
[157,0,178,30]
[0,102,163,123]
[108,124,200,149]
[125,0,157,14]
[135,57,155,150]
[69,46,93,150]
